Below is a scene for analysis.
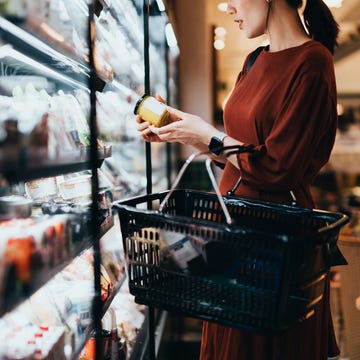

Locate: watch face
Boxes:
[209,137,223,155]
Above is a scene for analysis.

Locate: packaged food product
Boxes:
[57,175,92,204]
[0,195,32,221]
[25,177,58,202]
[5,235,39,283]
[78,329,111,360]
[158,229,205,274]
[134,95,170,127]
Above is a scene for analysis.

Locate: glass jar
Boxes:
[134,95,170,127]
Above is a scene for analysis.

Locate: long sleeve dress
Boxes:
[200,40,339,360]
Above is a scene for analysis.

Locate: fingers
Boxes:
[154,94,184,119]
[148,122,182,141]
[137,121,165,142]
[137,120,151,131]
[166,106,186,120]
[140,128,163,142]
[146,133,167,143]
[155,93,166,104]
[148,126,175,142]
[148,125,161,134]
[149,122,178,135]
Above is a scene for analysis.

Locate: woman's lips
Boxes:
[235,19,244,29]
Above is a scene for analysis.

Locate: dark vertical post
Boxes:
[165,40,172,189]
[211,24,218,125]
[88,1,103,359]
[143,1,156,359]
[144,0,152,199]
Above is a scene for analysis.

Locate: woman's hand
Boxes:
[136,94,214,148]
[135,94,243,169]
[136,115,164,142]
[149,107,213,146]
[136,94,172,142]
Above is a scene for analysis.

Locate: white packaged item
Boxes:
[159,230,202,273]
[25,177,58,202]
[58,175,92,203]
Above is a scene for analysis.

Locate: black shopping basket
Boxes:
[113,151,349,334]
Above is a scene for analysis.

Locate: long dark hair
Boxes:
[287,0,339,54]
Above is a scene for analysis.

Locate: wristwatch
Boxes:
[208,132,228,155]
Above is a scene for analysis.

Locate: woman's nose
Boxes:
[227,4,236,15]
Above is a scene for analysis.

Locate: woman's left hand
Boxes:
[144,106,214,147]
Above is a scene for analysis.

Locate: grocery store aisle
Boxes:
[158,315,202,360]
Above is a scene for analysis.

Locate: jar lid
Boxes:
[133,94,149,115]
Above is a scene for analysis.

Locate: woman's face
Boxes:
[227,0,269,38]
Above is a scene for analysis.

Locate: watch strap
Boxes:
[209,132,228,155]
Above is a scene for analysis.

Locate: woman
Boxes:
[136,0,340,358]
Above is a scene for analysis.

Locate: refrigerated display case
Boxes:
[0,0,178,358]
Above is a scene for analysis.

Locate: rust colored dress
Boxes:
[200,41,339,360]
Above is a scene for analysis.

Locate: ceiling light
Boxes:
[323,0,343,8]
[215,27,227,37]
[214,39,225,50]
[217,2,228,12]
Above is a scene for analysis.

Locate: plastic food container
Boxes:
[25,177,58,202]
[58,175,92,204]
[0,195,32,221]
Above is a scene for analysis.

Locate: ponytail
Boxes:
[302,0,339,54]
[286,0,339,54]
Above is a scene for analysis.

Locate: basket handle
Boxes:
[221,145,298,206]
[158,151,234,225]
[226,175,298,207]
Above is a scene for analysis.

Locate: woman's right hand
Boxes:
[135,94,180,142]
[136,115,165,142]
[136,94,215,148]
